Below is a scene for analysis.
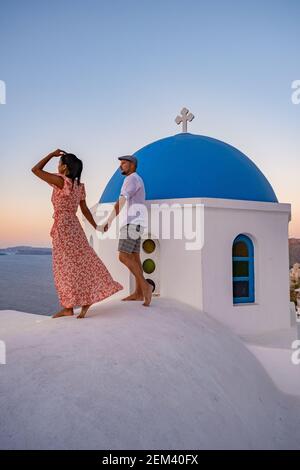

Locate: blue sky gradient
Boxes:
[1,0,299,246]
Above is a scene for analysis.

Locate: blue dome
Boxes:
[100,133,278,203]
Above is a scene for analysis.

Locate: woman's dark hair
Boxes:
[60,153,83,188]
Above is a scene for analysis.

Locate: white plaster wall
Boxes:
[84,200,204,306]
[83,198,291,335]
[200,199,291,335]
[145,200,203,309]
[159,238,203,309]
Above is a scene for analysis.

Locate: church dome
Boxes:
[99,133,278,203]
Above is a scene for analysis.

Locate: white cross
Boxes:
[175,107,194,133]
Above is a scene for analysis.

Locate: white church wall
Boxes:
[200,198,291,335]
[83,198,291,335]
[85,199,204,305]
[146,200,203,309]
[159,238,203,309]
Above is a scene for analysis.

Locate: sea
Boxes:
[0,255,60,316]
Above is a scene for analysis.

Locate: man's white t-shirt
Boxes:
[119,172,147,229]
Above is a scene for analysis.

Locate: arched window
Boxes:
[232,234,255,304]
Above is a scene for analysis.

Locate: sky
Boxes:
[0,0,299,247]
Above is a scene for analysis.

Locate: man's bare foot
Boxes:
[52,308,74,318]
[77,304,92,319]
[122,292,144,301]
[143,283,152,307]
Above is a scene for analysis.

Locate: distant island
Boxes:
[0,239,299,261]
[0,246,52,255]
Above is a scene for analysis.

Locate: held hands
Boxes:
[96,210,115,233]
[96,224,105,233]
[96,222,110,233]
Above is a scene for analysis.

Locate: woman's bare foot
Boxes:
[143,283,152,307]
[52,308,74,318]
[122,291,144,301]
[77,304,92,319]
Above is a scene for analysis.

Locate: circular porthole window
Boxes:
[143,258,156,274]
[142,239,156,254]
[146,279,156,292]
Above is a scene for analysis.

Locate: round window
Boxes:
[143,258,156,274]
[142,239,156,254]
[146,279,156,292]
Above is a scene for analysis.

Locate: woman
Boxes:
[31,149,123,318]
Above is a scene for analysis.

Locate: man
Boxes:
[99,155,152,307]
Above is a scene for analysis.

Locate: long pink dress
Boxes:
[49,173,123,308]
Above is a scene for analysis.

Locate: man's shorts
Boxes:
[118,224,143,253]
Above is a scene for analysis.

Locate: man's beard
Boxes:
[121,170,128,175]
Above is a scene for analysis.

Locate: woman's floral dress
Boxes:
[49,173,123,308]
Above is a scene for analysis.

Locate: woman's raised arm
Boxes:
[31,149,65,188]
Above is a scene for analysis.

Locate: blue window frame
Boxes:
[232,234,255,304]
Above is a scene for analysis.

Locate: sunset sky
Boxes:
[1,0,300,248]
